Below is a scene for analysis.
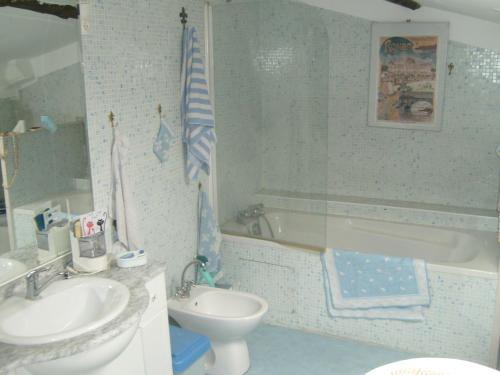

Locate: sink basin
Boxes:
[0,258,27,284]
[0,276,129,345]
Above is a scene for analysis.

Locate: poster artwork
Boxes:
[377,36,437,124]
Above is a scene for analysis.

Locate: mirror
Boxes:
[0,1,91,285]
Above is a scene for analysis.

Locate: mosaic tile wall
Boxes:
[80,0,206,293]
[0,99,20,133]
[5,123,89,210]
[213,1,263,224]
[213,1,500,221]
[0,62,89,212]
[18,63,86,127]
[221,235,498,365]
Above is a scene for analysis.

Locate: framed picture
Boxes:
[368,22,449,131]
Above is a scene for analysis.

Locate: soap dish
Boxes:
[117,249,147,268]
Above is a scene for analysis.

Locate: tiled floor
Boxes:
[246,325,417,375]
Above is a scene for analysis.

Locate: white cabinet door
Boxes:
[141,307,173,375]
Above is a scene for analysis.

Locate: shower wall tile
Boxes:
[1,64,88,213]
[213,1,500,224]
[6,124,88,210]
[221,236,497,365]
[213,2,263,224]
[325,13,500,211]
[0,99,20,133]
[81,0,205,293]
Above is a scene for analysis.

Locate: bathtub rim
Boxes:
[221,232,498,280]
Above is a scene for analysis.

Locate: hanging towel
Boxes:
[181,26,216,182]
[153,118,174,162]
[321,249,429,321]
[40,115,57,133]
[110,127,143,251]
[198,191,222,281]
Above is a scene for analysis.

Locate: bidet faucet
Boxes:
[25,267,71,300]
[176,258,207,299]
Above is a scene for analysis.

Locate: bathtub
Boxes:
[222,208,499,276]
[220,208,500,365]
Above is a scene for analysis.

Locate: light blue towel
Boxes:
[180,26,216,182]
[153,119,174,162]
[321,249,429,321]
[198,191,222,281]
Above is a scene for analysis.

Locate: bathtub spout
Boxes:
[237,204,275,239]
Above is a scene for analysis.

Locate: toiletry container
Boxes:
[36,221,71,262]
[170,325,210,375]
[70,228,109,273]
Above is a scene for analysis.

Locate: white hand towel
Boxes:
[110,127,143,251]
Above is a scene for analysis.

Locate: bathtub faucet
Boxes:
[237,204,265,224]
[236,204,275,239]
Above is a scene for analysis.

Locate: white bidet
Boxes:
[168,285,268,375]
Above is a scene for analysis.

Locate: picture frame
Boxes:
[368,22,449,131]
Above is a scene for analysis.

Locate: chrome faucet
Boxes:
[176,258,208,299]
[236,203,275,238]
[25,267,71,300]
[237,204,265,224]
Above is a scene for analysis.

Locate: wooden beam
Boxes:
[0,0,79,19]
[385,0,421,11]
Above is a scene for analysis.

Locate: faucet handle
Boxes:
[25,266,51,280]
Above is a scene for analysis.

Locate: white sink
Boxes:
[0,258,27,284]
[0,276,129,345]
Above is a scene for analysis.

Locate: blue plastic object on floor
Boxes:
[170,325,210,373]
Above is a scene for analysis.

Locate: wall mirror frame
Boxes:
[0,0,92,287]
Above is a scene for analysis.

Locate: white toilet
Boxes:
[168,285,268,375]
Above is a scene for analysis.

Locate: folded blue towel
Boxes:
[198,191,222,281]
[153,119,174,162]
[180,26,216,182]
[321,249,429,321]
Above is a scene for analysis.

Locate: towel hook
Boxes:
[180,7,188,28]
[180,7,188,26]
[158,104,162,117]
[448,63,455,75]
[108,112,116,128]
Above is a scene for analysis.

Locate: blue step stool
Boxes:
[170,325,210,375]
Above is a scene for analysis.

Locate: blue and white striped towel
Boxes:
[181,26,216,182]
[321,249,430,321]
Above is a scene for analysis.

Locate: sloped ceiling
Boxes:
[0,7,78,65]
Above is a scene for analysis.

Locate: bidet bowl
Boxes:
[168,285,268,341]
[168,285,268,375]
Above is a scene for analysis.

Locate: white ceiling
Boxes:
[0,7,78,64]
[418,0,500,23]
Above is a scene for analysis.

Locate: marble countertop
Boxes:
[0,262,166,375]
